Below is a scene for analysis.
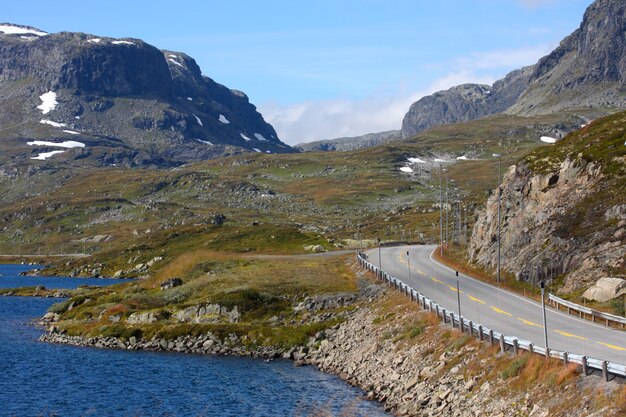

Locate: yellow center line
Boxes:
[553,330,586,340]
[518,318,543,328]
[417,270,427,276]
[431,277,444,284]
[467,295,485,304]
[490,306,513,317]
[597,342,626,351]
[447,285,463,294]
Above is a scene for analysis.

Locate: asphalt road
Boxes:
[365,245,626,365]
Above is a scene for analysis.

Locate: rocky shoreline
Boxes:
[38,272,619,417]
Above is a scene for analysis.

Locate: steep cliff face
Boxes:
[0,24,291,168]
[468,111,626,296]
[402,0,626,138]
[508,0,626,115]
[401,66,534,138]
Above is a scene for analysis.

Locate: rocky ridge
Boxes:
[469,112,626,296]
[0,23,292,168]
[402,0,626,139]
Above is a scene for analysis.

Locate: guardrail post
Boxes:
[478,325,483,341]
[429,300,433,312]
[529,343,533,354]
[489,329,494,345]
[459,316,464,332]
[602,361,609,382]
[435,304,439,318]
[450,312,456,328]
[499,334,505,353]
[442,308,447,324]
[563,352,568,366]
[545,347,550,359]
[512,339,519,355]
[468,321,473,337]
[582,356,588,376]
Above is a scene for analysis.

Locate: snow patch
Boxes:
[196,139,213,145]
[240,133,252,142]
[407,157,426,164]
[399,166,414,173]
[112,40,134,45]
[37,91,58,114]
[456,155,469,160]
[27,140,85,148]
[266,150,271,154]
[169,59,184,68]
[193,114,203,126]
[218,114,230,124]
[87,38,101,44]
[168,54,177,58]
[31,150,65,160]
[75,116,80,120]
[254,133,268,142]
[252,148,262,153]
[540,136,557,144]
[0,24,47,37]
[40,119,66,128]
[186,97,193,101]
[62,130,80,135]
[434,158,445,162]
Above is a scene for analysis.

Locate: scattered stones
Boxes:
[160,277,183,290]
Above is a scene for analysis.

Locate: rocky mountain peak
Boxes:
[0,24,292,168]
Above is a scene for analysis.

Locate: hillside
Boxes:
[295,130,402,152]
[469,110,626,302]
[0,24,291,169]
[401,0,626,139]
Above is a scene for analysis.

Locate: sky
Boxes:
[3,0,593,144]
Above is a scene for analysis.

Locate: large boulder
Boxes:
[160,277,183,290]
[582,278,626,302]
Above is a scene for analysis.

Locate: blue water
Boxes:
[0,266,388,417]
[0,264,133,289]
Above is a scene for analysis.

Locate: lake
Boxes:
[0,265,388,416]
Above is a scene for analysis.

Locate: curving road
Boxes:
[366,245,626,365]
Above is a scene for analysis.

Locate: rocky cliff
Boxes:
[0,24,291,168]
[402,67,533,138]
[295,130,402,152]
[402,0,626,138]
[468,111,626,296]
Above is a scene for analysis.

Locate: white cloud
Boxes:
[517,0,557,9]
[260,70,495,145]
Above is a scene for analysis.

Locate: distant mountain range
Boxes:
[294,130,402,152]
[0,24,293,168]
[401,0,626,139]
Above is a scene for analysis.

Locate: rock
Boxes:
[303,244,325,253]
[211,214,226,226]
[582,278,626,302]
[112,269,124,278]
[127,310,159,324]
[160,277,183,290]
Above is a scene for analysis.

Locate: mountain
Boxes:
[402,0,626,139]
[468,110,626,298]
[0,24,292,168]
[294,130,402,152]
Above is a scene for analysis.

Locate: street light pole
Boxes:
[439,164,444,257]
[493,154,502,285]
[540,281,549,354]
[407,250,412,290]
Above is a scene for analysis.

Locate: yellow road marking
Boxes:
[431,277,443,284]
[417,270,427,276]
[553,330,586,340]
[597,342,626,351]
[490,306,512,316]
[447,285,463,293]
[467,295,486,304]
[518,318,543,328]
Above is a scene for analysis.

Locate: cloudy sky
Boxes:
[4,0,592,144]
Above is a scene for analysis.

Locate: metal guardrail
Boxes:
[357,252,626,381]
[548,294,626,329]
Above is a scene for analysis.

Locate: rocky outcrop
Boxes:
[402,0,626,138]
[469,152,625,295]
[401,68,534,138]
[0,24,292,168]
[582,278,626,302]
[295,130,402,152]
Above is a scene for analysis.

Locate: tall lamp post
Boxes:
[439,164,444,256]
[407,250,413,290]
[493,153,502,285]
[540,281,549,354]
